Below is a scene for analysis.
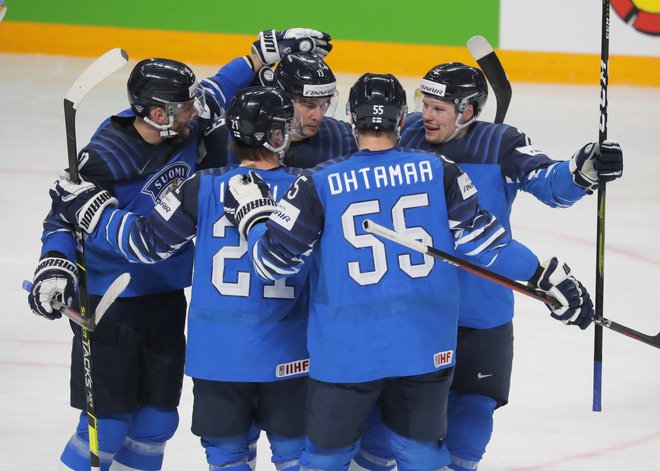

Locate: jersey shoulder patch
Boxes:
[457,172,477,200]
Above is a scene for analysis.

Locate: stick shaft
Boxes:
[364,220,660,350]
[593,0,610,413]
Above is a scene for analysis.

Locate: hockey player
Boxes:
[48,87,311,471]
[235,51,357,168]
[274,52,357,167]
[222,73,594,471]
[27,29,331,471]
[352,62,620,471]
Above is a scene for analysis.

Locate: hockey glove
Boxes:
[569,140,623,192]
[254,65,276,87]
[252,28,333,66]
[530,257,594,330]
[224,171,276,239]
[27,254,78,320]
[50,177,118,234]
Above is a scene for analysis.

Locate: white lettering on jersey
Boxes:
[457,173,477,200]
[328,160,434,195]
[155,192,180,221]
[433,350,454,368]
[272,199,300,231]
[275,358,310,378]
[515,145,544,156]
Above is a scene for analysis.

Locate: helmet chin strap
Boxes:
[142,115,179,138]
[264,134,291,165]
[444,98,477,143]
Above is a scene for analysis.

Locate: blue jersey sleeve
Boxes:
[201,56,256,114]
[442,157,539,281]
[499,127,587,207]
[41,211,78,262]
[89,174,200,264]
[248,172,323,281]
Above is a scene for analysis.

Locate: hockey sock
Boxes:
[247,425,260,469]
[60,411,131,471]
[445,393,497,471]
[202,432,254,470]
[267,432,304,471]
[385,426,451,471]
[300,437,358,471]
[112,407,178,471]
[351,408,396,471]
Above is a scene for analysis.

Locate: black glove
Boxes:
[570,140,623,191]
[27,255,78,320]
[253,65,276,87]
[224,171,276,239]
[252,28,332,66]
[530,257,594,330]
[50,176,117,233]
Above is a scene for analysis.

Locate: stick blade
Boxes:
[94,273,131,323]
[65,48,129,109]
[466,35,512,124]
[22,272,130,331]
[467,35,494,61]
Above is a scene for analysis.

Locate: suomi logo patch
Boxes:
[142,162,191,204]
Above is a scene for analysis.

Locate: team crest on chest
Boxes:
[142,162,191,203]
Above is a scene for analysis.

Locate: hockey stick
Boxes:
[64,48,128,470]
[363,220,660,350]
[22,273,131,332]
[592,0,611,413]
[467,35,512,124]
[363,219,561,307]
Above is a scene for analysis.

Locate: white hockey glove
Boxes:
[27,254,78,320]
[569,140,623,192]
[224,171,276,239]
[252,28,333,66]
[530,257,594,330]
[50,177,118,234]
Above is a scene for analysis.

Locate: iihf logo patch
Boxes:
[142,162,191,203]
[433,350,454,368]
[275,358,310,378]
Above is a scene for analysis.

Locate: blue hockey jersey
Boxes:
[227,116,357,168]
[399,114,589,328]
[40,56,255,296]
[87,165,310,382]
[246,147,539,383]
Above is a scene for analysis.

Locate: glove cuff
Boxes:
[236,197,276,238]
[253,30,280,66]
[34,256,78,280]
[75,190,118,233]
[569,145,598,191]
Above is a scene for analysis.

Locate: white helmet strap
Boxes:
[142,114,179,138]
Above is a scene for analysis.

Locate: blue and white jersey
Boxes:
[227,117,357,168]
[247,148,539,383]
[282,117,357,168]
[41,56,255,297]
[88,165,310,382]
[400,114,588,328]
